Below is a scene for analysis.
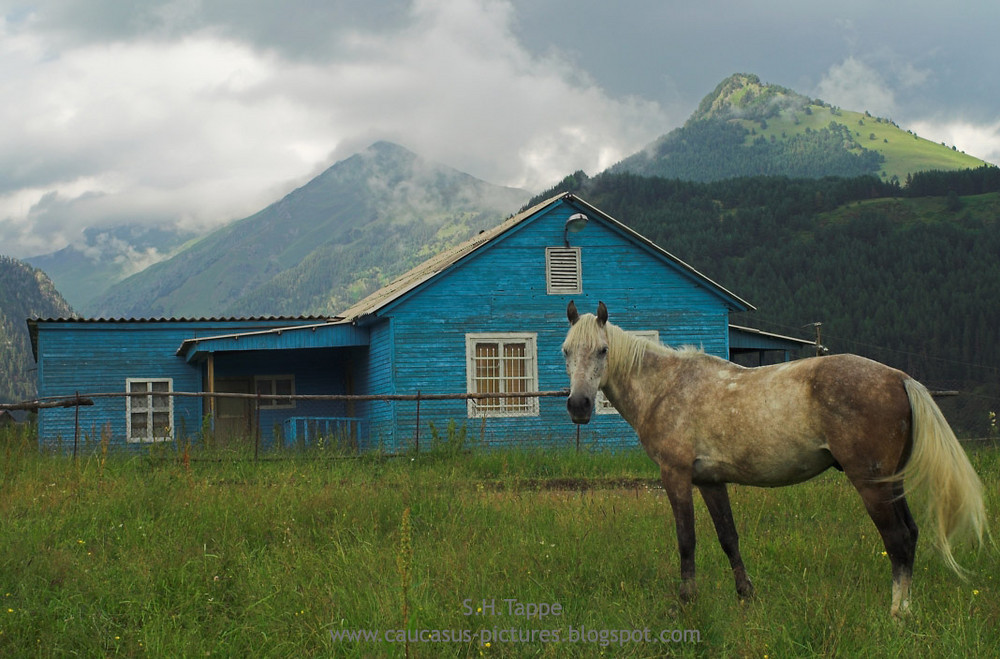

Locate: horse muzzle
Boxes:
[566,393,594,425]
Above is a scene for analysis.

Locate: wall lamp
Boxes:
[563,213,589,247]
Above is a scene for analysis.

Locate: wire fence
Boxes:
[1,389,576,459]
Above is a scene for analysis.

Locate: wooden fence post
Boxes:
[254,392,261,462]
[73,391,80,459]
[414,390,421,454]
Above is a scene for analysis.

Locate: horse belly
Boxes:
[692,446,835,487]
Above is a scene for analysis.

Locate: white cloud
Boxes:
[0,0,669,258]
[908,119,1000,167]
[814,56,896,117]
[0,28,339,254]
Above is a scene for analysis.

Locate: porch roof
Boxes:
[729,325,815,351]
[176,320,369,362]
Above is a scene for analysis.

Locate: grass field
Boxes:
[736,104,986,183]
[2,426,997,657]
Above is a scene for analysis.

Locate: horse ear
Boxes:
[567,300,579,325]
[597,301,608,326]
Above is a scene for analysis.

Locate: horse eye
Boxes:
[598,346,608,356]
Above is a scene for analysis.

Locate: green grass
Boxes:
[814,191,1000,230]
[2,427,998,657]
[737,104,986,183]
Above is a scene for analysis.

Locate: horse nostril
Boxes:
[567,394,593,418]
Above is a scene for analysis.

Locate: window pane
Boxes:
[130,381,149,394]
[275,378,293,406]
[152,412,170,435]
[152,382,169,409]
[130,412,147,438]
[503,342,528,411]
[474,343,500,410]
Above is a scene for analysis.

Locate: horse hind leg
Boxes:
[851,478,918,617]
[889,480,918,615]
[698,483,754,600]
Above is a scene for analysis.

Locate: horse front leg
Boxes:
[660,464,697,602]
[699,483,754,600]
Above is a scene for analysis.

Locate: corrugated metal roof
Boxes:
[26,315,337,362]
[27,315,334,323]
[175,319,368,360]
[729,324,815,347]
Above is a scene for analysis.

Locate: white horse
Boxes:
[561,300,985,616]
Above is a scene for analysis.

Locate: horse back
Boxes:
[654,352,913,487]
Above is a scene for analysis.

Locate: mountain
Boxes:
[89,142,531,318]
[26,225,198,313]
[0,256,75,404]
[611,73,987,183]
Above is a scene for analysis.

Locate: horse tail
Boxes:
[899,378,986,574]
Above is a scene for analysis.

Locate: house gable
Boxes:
[341,194,751,323]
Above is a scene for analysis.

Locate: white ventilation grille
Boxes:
[546,247,582,294]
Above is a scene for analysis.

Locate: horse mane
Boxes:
[569,314,700,381]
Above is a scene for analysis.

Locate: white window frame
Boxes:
[545,247,582,294]
[466,333,539,417]
[596,330,660,415]
[254,375,296,409]
[126,378,174,443]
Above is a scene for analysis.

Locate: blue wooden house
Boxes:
[29,193,809,453]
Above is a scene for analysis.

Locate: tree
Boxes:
[946,189,962,212]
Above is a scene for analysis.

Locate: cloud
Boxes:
[908,119,1000,167]
[0,0,668,258]
[814,57,897,117]
[812,52,998,165]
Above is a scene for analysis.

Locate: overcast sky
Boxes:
[2,0,998,258]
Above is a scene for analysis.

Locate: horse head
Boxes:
[562,300,609,424]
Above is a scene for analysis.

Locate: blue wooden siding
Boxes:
[368,199,735,452]
[361,320,397,451]
[34,319,322,451]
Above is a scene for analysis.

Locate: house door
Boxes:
[215,377,253,442]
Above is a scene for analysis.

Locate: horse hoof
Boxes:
[737,579,755,601]
[890,605,911,621]
[679,580,697,603]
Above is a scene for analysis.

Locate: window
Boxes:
[126,378,173,442]
[466,333,539,417]
[596,330,660,414]
[546,247,581,294]
[254,375,295,409]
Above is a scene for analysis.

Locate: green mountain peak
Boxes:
[690,73,810,124]
[612,73,986,183]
